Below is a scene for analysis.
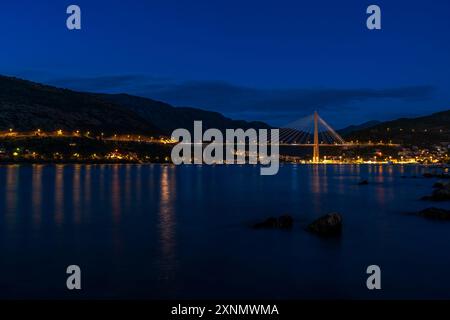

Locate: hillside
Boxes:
[98,93,271,135]
[0,75,160,135]
[344,110,450,146]
[0,75,270,136]
[3,74,446,147]
[338,120,381,136]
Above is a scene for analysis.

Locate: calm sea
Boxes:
[0,164,449,299]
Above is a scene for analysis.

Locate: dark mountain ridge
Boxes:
[98,93,271,135]
[0,75,270,136]
[338,120,381,136]
[344,110,450,145]
[0,75,160,134]
[1,74,448,146]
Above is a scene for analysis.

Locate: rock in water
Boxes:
[431,188,450,201]
[423,188,450,201]
[358,180,369,185]
[418,207,450,220]
[433,182,446,189]
[252,215,294,229]
[307,213,342,236]
[422,182,450,201]
[433,182,450,189]
[423,172,450,179]
[253,217,278,229]
[278,214,294,229]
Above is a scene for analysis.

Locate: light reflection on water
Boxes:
[84,165,91,216]
[73,165,81,225]
[111,164,121,224]
[32,165,42,228]
[0,164,450,299]
[158,165,177,282]
[54,165,64,226]
[5,165,18,228]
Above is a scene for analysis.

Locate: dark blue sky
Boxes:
[1,0,449,128]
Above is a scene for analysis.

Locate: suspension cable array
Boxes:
[279,112,345,145]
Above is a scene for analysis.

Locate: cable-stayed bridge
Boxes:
[280,111,397,163]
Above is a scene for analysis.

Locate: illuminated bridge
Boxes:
[280,111,398,163]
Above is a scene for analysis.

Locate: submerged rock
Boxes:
[423,172,450,179]
[252,215,293,229]
[253,217,277,229]
[431,188,450,200]
[358,180,369,185]
[422,185,450,201]
[433,182,449,189]
[307,213,342,236]
[418,207,450,220]
[278,214,294,229]
[433,182,446,189]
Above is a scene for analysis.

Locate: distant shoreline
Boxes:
[0,160,447,167]
[0,159,169,165]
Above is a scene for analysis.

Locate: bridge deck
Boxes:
[279,143,399,147]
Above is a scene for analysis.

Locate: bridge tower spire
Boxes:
[313,111,319,163]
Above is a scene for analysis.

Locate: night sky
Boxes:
[1,0,449,128]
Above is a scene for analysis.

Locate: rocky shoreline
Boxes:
[252,213,343,237]
[250,168,450,237]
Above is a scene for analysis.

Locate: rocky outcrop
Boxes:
[252,214,293,230]
[306,213,342,236]
[431,188,450,201]
[417,207,450,220]
[423,172,450,179]
[422,182,450,201]
[433,182,447,189]
[277,215,294,229]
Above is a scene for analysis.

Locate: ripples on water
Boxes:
[0,164,449,299]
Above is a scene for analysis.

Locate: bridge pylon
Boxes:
[280,111,346,163]
[313,111,319,163]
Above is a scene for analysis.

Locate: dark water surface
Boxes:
[1,164,449,299]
